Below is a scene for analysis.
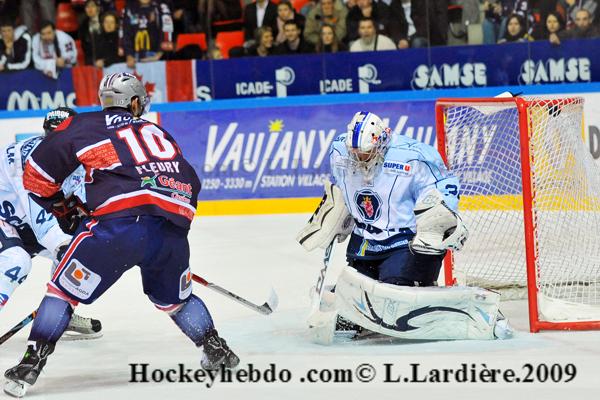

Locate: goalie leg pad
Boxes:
[335,267,502,340]
[296,180,354,251]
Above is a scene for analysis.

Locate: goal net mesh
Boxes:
[440,98,600,322]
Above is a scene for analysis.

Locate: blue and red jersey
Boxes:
[23,110,200,229]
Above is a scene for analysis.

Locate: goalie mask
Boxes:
[43,107,77,135]
[345,112,391,174]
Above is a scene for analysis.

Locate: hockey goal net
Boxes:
[436,96,600,332]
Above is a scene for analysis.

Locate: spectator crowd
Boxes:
[0,0,599,75]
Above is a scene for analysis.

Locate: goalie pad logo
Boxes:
[355,291,474,332]
[0,293,8,306]
[58,259,101,300]
[354,189,382,223]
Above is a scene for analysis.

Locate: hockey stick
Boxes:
[192,274,278,316]
[0,311,36,346]
[307,236,337,325]
[312,235,338,312]
[306,237,341,344]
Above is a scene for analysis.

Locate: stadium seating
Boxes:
[176,33,208,51]
[291,0,311,13]
[215,31,245,59]
[56,3,78,33]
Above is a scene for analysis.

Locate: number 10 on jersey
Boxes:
[117,123,178,164]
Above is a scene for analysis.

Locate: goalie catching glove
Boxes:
[296,180,354,251]
[409,189,468,255]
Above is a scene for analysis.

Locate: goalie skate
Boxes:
[62,314,103,341]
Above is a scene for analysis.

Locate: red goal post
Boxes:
[435,96,600,333]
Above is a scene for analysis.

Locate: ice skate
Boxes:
[62,314,103,341]
[4,342,55,398]
[200,329,240,370]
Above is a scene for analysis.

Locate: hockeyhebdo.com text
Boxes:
[128,362,577,387]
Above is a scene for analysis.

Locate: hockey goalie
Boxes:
[296,111,513,344]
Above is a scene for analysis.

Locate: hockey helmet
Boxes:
[98,72,149,117]
[43,107,77,135]
[345,111,391,168]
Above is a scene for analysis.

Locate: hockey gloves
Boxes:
[410,189,469,255]
[50,195,89,235]
[296,180,354,251]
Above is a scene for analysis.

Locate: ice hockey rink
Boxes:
[1,213,599,400]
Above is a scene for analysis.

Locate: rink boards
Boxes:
[0,84,600,215]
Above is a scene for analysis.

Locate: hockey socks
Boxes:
[170,294,215,347]
[28,296,74,343]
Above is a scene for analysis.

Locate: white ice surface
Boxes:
[1,214,599,399]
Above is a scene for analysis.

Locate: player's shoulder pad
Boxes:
[18,136,43,163]
[330,132,348,155]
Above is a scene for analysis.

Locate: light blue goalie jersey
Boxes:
[330,132,460,259]
[0,136,86,255]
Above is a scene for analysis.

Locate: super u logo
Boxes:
[354,189,383,223]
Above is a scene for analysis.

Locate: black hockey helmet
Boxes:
[43,107,77,135]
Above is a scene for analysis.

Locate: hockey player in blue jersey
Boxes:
[298,111,512,343]
[0,108,101,340]
[4,73,238,398]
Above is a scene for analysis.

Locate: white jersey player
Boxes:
[0,108,101,339]
[298,111,512,343]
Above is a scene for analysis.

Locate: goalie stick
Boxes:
[0,311,36,346]
[192,274,278,316]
